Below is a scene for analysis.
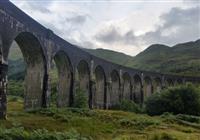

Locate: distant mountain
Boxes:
[8,39,200,80]
[127,39,200,76]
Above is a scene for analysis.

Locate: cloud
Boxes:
[94,25,137,45]
[94,6,200,53]
[66,14,88,25]
[20,1,52,13]
[142,6,200,45]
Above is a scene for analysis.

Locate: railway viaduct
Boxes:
[0,1,200,119]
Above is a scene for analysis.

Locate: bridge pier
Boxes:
[105,80,111,109]
[0,64,8,119]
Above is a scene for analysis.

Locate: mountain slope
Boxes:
[127,39,200,76]
[84,48,133,66]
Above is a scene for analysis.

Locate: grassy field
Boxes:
[0,97,200,140]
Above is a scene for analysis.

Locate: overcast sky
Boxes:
[11,0,200,56]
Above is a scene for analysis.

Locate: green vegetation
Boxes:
[84,48,133,66]
[145,84,200,116]
[7,80,24,97]
[49,62,59,107]
[128,39,200,76]
[73,89,88,108]
[114,99,143,113]
[0,127,88,140]
[1,98,200,140]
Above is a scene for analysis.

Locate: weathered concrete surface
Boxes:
[122,72,131,100]
[133,75,143,104]
[54,51,72,107]
[143,77,153,99]
[76,60,90,108]
[153,78,162,93]
[110,70,120,107]
[0,64,7,119]
[14,32,46,110]
[93,66,105,109]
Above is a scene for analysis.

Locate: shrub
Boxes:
[73,89,88,108]
[114,99,143,113]
[0,127,89,140]
[7,80,24,97]
[145,84,200,116]
[151,133,177,140]
[8,95,23,102]
[119,117,160,129]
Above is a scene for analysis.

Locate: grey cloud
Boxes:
[26,1,52,13]
[65,14,88,25]
[94,6,200,48]
[143,6,200,45]
[95,26,136,45]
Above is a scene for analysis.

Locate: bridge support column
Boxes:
[130,84,133,101]
[42,71,50,108]
[0,64,8,119]
[105,81,111,109]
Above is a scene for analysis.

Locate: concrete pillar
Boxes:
[89,60,94,109]
[0,64,8,119]
[161,76,166,89]
[72,68,78,106]
[105,79,111,109]
[0,34,8,119]
[130,84,134,101]
[44,39,55,108]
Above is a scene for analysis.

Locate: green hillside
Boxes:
[8,42,25,80]
[85,39,200,76]
[127,39,200,76]
[84,48,133,66]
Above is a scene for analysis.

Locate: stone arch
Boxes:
[9,32,47,109]
[153,77,162,93]
[133,74,142,104]
[165,78,174,87]
[122,72,131,100]
[76,60,91,108]
[177,79,183,85]
[94,65,106,109]
[143,76,153,99]
[110,70,120,107]
[53,51,73,107]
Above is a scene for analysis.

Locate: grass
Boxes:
[1,98,200,140]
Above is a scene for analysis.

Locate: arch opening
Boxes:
[144,76,153,99]
[51,51,73,107]
[109,70,120,107]
[177,79,183,85]
[7,32,46,110]
[165,78,174,87]
[94,66,106,109]
[76,60,90,108]
[153,78,162,93]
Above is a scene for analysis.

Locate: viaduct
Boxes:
[0,1,200,119]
